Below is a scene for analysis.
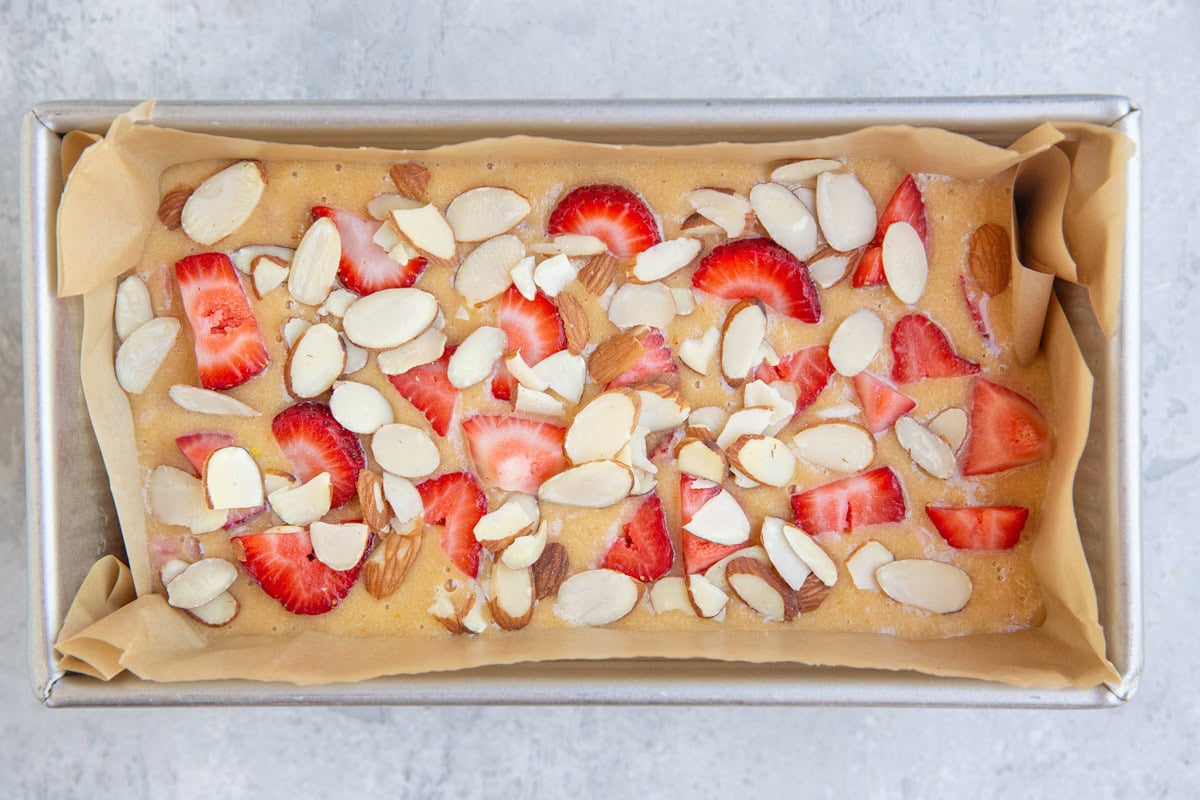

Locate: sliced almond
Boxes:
[577,252,621,296]
[180,161,266,245]
[969,223,1011,296]
[807,247,858,289]
[230,244,294,275]
[565,390,640,464]
[727,434,796,487]
[882,221,929,304]
[342,287,439,350]
[686,573,730,619]
[828,309,884,377]
[635,385,690,431]
[263,469,296,496]
[685,188,752,237]
[454,234,523,305]
[202,446,263,510]
[148,465,227,534]
[630,237,701,282]
[114,276,153,341]
[846,541,895,591]
[445,186,532,242]
[928,407,968,452]
[285,323,345,398]
[377,326,447,375]
[716,406,773,450]
[671,287,697,315]
[371,423,440,478]
[530,233,608,256]
[703,545,769,592]
[367,192,423,220]
[330,381,395,434]
[607,282,675,329]
[554,293,590,355]
[760,517,811,591]
[816,171,876,251]
[160,558,190,586]
[769,159,843,186]
[115,317,181,394]
[321,288,358,318]
[447,326,506,389]
[473,498,537,551]
[252,255,289,298]
[791,422,876,473]
[268,472,332,526]
[282,317,311,349]
[720,300,767,386]
[287,216,342,305]
[678,327,720,375]
[588,330,645,385]
[781,524,838,586]
[876,559,972,613]
[390,204,456,260]
[532,351,587,404]
[743,380,796,433]
[731,469,761,489]
[532,542,569,599]
[532,253,577,297]
[167,384,259,417]
[501,519,549,569]
[816,402,862,421]
[749,182,820,260]
[650,576,697,616]
[725,558,798,622]
[165,558,238,610]
[355,470,392,534]
[489,561,536,631]
[680,212,725,237]
[675,437,727,483]
[186,591,239,627]
[894,416,956,479]
[515,385,565,418]
[363,530,422,599]
[382,472,424,528]
[688,406,730,439]
[537,460,633,507]
[556,569,639,626]
[683,489,750,545]
[506,349,550,389]
[510,255,537,300]
[309,521,370,571]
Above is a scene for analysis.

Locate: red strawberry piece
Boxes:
[850,245,885,288]
[647,428,681,462]
[960,379,1052,476]
[416,472,487,578]
[607,327,677,388]
[387,347,458,436]
[926,505,1028,550]
[602,492,674,581]
[851,176,927,288]
[461,415,568,494]
[756,344,835,414]
[492,286,566,401]
[853,372,916,434]
[175,252,270,390]
[790,466,906,535]
[233,527,365,615]
[692,238,821,323]
[312,205,426,295]
[175,431,235,475]
[890,313,980,384]
[271,401,365,509]
[680,475,743,574]
[960,274,994,345]
[547,183,661,257]
[223,505,265,530]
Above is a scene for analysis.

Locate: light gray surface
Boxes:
[2,0,1193,796]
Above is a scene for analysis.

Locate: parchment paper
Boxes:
[53,103,1132,689]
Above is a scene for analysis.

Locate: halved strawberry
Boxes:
[851,175,927,287]
[461,415,567,494]
[853,372,916,433]
[312,205,426,295]
[416,472,488,578]
[607,327,677,388]
[492,286,566,401]
[756,344,835,414]
[790,466,906,535]
[175,431,235,475]
[233,527,365,615]
[692,238,821,323]
[602,492,674,581]
[680,474,742,574]
[387,348,458,437]
[547,183,661,257]
[926,505,1028,550]
[850,245,885,288]
[890,313,980,384]
[271,401,365,508]
[960,379,1052,476]
[175,252,270,390]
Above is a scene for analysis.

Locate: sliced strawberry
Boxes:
[680,475,742,574]
[387,348,458,436]
[790,466,906,536]
[312,205,426,295]
[648,428,681,462]
[960,379,1052,476]
[175,431,235,475]
[853,372,916,434]
[602,492,674,581]
[461,415,567,494]
[692,238,821,323]
[960,274,994,345]
[850,245,885,288]
[546,183,661,257]
[890,313,980,384]
[607,327,677,388]
[851,176,927,288]
[492,286,566,400]
[926,505,1028,550]
[270,401,365,508]
[175,252,270,390]
[756,344,834,414]
[234,527,365,615]
[416,472,487,578]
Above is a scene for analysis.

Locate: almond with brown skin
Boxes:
[796,572,834,613]
[578,252,621,296]
[488,561,535,631]
[680,212,724,237]
[554,293,590,355]
[157,186,192,230]
[356,470,393,535]
[362,531,421,600]
[433,592,487,635]
[389,161,431,201]
[969,223,1011,296]
[531,541,569,600]
[588,330,645,384]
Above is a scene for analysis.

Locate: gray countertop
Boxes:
[4,1,1195,796]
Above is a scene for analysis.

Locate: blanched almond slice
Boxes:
[791,422,876,473]
[372,423,440,478]
[168,384,259,417]
[650,576,697,616]
[330,381,395,434]
[816,171,876,251]
[607,282,676,329]
[716,406,773,449]
[676,437,728,483]
[515,385,566,418]
[287,216,342,305]
[202,446,263,510]
[455,234,524,305]
[537,460,633,507]
[687,573,730,618]
[894,416,956,479]
[720,300,767,385]
[268,472,332,527]
[114,276,153,340]
[377,326,447,375]
[501,519,549,569]
[750,182,820,260]
[187,591,239,627]
[309,521,370,571]
[726,558,797,622]
[828,309,884,377]
[390,204,456,260]
[876,560,972,613]
[282,317,310,349]
[769,159,843,186]
[148,466,227,534]
[382,472,423,528]
[262,469,296,495]
[685,188,752,237]
[680,213,725,237]
[688,406,729,438]
[808,248,856,289]
[447,326,506,389]
[635,385,690,431]
[731,469,761,489]
[761,516,812,590]
[252,255,289,298]
[882,221,929,304]
[367,193,422,221]
[816,402,862,420]
[166,558,238,610]
[556,569,639,626]
[743,380,796,433]
[180,161,266,245]
[474,498,537,549]
[628,426,656,474]
[671,287,697,315]
[683,489,750,545]
[505,350,548,392]
[489,561,535,631]
[679,327,720,375]
[230,244,294,275]
[703,545,769,591]
[781,524,838,586]
[529,233,608,256]
[445,186,532,242]
[342,287,439,349]
[928,407,968,452]
[321,288,358,318]
[510,255,537,300]
[846,541,895,591]
[565,390,640,464]
[630,237,702,282]
[727,434,796,487]
[531,351,587,404]
[115,317,181,394]
[286,323,345,398]
[160,558,189,586]
[532,253,577,297]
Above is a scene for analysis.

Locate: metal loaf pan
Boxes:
[22,97,1142,707]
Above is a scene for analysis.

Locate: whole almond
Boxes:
[969,223,1011,296]
[157,186,192,230]
[796,572,834,613]
[390,162,431,201]
[588,331,645,384]
[531,542,569,600]
[578,253,621,296]
[554,293,590,355]
[356,470,393,535]
[362,532,421,600]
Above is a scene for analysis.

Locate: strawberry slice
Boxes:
[416,472,488,578]
[602,492,674,581]
[680,474,743,574]
[926,505,1029,550]
[960,379,1052,476]
[960,274,995,345]
[790,466,906,536]
[175,431,235,475]
[461,415,568,494]
[851,245,885,288]
[756,344,834,414]
[853,372,916,433]
[492,286,566,401]
[271,401,365,509]
[387,348,458,436]
[607,327,677,388]
[233,527,365,615]
[175,252,270,390]
[692,238,821,323]
[547,183,661,257]
[312,205,426,295]
[890,313,980,384]
[851,175,927,287]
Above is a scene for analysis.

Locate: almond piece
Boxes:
[346,336,375,372]
[725,557,798,622]
[556,569,639,626]
[630,237,702,283]
[501,519,550,569]
[816,171,876,251]
[341,287,439,349]
[447,326,507,389]
[769,159,843,187]
[268,473,332,526]
[715,406,773,450]
[282,317,311,349]
[532,542,569,600]
[230,244,294,275]
[554,293,590,355]
[310,521,370,571]
[156,186,191,230]
[928,407,968,452]
[743,380,796,434]
[791,422,877,473]
[720,299,767,386]
[969,223,1011,296]
[671,288,697,316]
[445,186,532,242]
[683,489,750,545]
[285,323,346,398]
[680,213,725,237]
[363,529,422,600]
[828,309,884,377]
[846,541,895,591]
[391,204,456,261]
[454,234,524,305]
[114,276,153,340]
[148,466,228,534]
[389,162,431,200]
[726,434,796,487]
[876,559,972,613]
[367,193,423,220]
[537,460,634,507]
[807,247,860,289]
[606,283,674,330]
[288,216,342,305]
[650,576,697,616]
[202,446,263,510]
[532,253,577,297]
[588,331,645,384]
[515,386,564,419]
[676,437,728,483]
[382,473,424,528]
[377,326,447,375]
[577,252,621,296]
[510,255,537,300]
[165,558,238,610]
[634,385,690,431]
[180,161,266,245]
[685,188,752,237]
[688,406,729,438]
[160,558,190,586]
[115,317,181,394]
[167,384,259,417]
[262,469,296,495]
[781,524,838,586]
[356,470,393,534]
[489,561,536,631]
[686,573,730,618]
[474,498,537,551]
[251,255,290,298]
[186,591,239,627]
[817,402,862,420]
[532,351,587,404]
[760,516,812,590]
[371,423,440,479]
[796,572,835,613]
[678,327,720,375]
[330,381,395,435]
[882,221,929,304]
[530,233,609,256]
[750,182,820,260]
[565,390,640,464]
[703,545,769,591]
[894,416,956,479]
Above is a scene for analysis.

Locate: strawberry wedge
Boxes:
[680,475,742,574]
[312,205,426,295]
[388,348,459,437]
[547,184,661,257]
[756,344,835,414]
[602,492,674,581]
[417,472,488,578]
[175,252,270,390]
[175,431,235,475]
[960,379,1052,476]
[234,526,365,615]
[790,467,906,535]
[890,313,980,385]
[852,175,927,287]
[492,286,566,401]
[926,505,1029,550]
[462,415,568,494]
[853,372,916,433]
[607,327,677,388]
[271,402,365,508]
[693,238,821,323]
